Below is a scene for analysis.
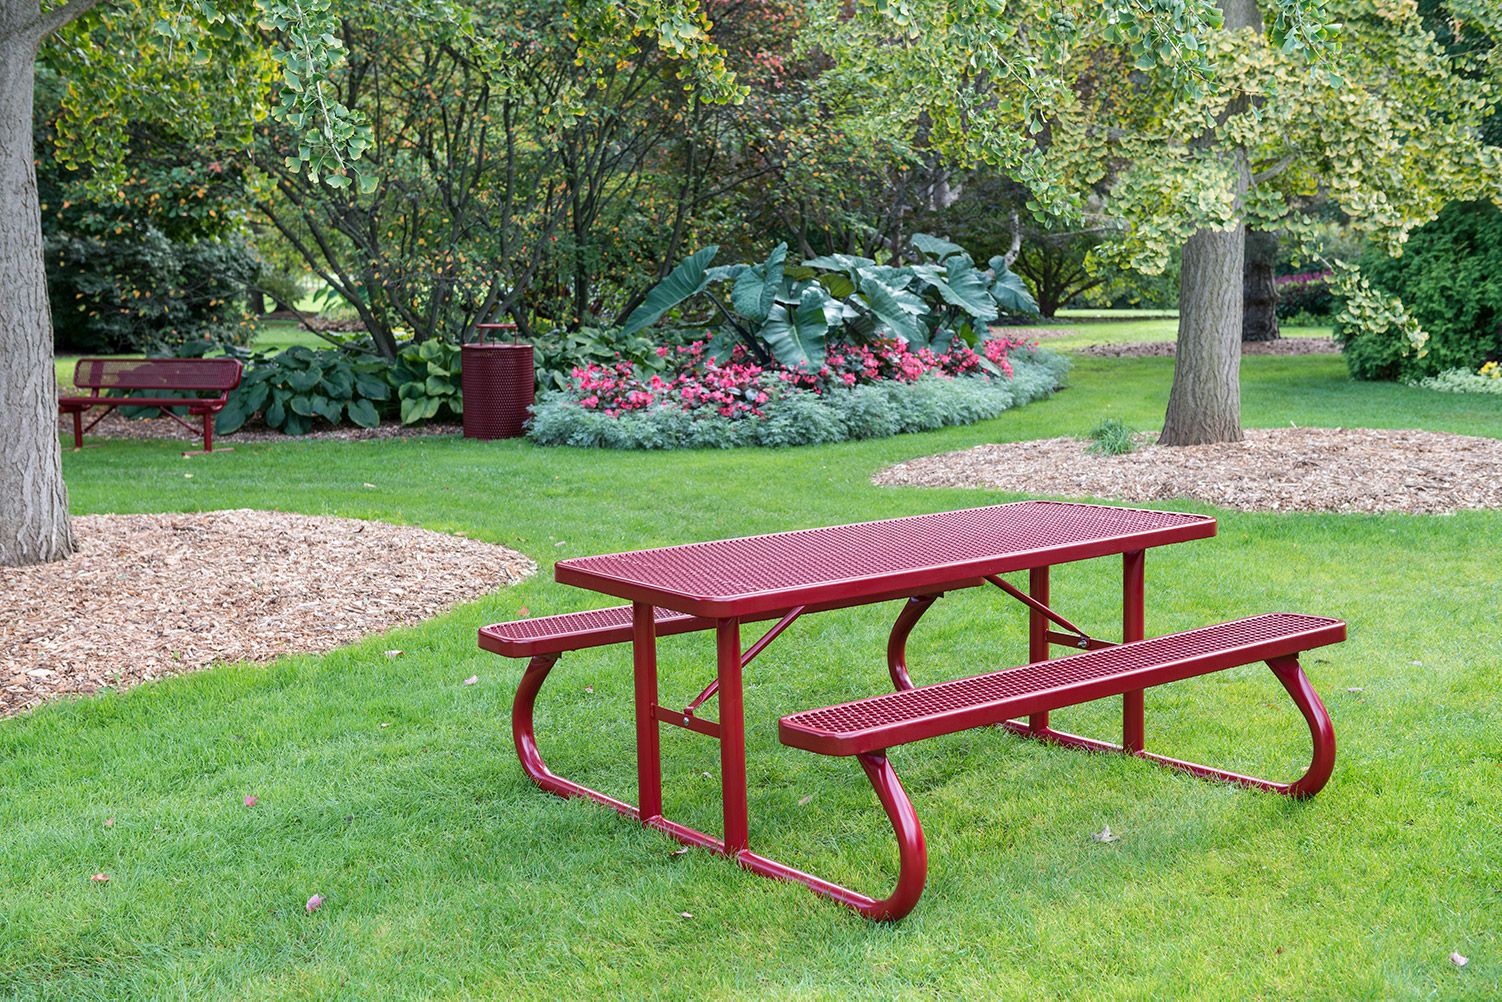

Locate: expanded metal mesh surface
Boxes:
[482,605,693,644]
[561,502,1210,600]
[72,358,242,393]
[462,344,534,440]
[782,613,1339,737]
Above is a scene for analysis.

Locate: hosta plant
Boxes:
[215,346,390,435]
[390,340,463,424]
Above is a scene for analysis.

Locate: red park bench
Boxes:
[59,357,243,455]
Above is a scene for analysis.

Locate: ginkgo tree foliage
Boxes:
[0,0,734,566]
[811,0,1502,444]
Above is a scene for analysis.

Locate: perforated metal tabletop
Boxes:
[555,501,1215,617]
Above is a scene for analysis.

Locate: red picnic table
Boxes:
[480,501,1344,921]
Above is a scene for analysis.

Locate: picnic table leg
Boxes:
[887,594,937,691]
[71,409,84,449]
[717,618,749,854]
[1028,567,1050,734]
[1122,550,1145,754]
[632,601,664,821]
[511,653,637,814]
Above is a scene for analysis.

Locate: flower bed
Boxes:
[528,337,1068,449]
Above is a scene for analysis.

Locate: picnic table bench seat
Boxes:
[58,357,243,454]
[780,613,1344,774]
[479,605,709,659]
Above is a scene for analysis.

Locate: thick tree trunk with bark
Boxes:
[0,14,75,566]
[1158,0,1258,447]
[1160,218,1246,445]
[1242,228,1280,341]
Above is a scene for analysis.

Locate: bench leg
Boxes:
[1001,654,1336,799]
[512,652,929,920]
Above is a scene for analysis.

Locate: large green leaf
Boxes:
[803,252,875,273]
[731,242,787,324]
[346,397,380,429]
[354,371,390,400]
[286,368,322,393]
[856,280,924,345]
[619,246,719,336]
[910,232,965,260]
[760,286,830,368]
[934,255,999,321]
[988,257,1040,315]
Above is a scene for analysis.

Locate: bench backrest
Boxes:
[72,358,243,395]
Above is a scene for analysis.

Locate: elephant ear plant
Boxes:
[620,234,1039,372]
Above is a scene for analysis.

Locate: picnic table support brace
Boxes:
[998,653,1335,798]
[509,638,929,921]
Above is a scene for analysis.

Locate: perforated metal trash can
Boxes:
[461,339,534,440]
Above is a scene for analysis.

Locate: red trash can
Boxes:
[462,324,534,440]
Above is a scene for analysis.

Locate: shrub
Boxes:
[528,346,1069,450]
[1335,200,1502,380]
[47,229,259,353]
[1274,271,1334,321]
[1086,418,1137,456]
[1410,363,1502,395]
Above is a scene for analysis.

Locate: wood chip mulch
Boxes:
[58,408,462,443]
[874,427,1502,514]
[1077,337,1340,358]
[0,510,535,718]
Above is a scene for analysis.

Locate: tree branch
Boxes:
[30,0,106,41]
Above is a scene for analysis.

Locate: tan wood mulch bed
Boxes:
[875,427,1502,515]
[0,510,534,718]
[1076,337,1340,358]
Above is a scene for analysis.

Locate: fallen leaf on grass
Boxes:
[90,873,110,883]
[1092,825,1120,843]
[518,606,530,617]
[584,686,594,694]
[243,795,258,808]
[385,650,404,659]
[1346,687,1364,694]
[798,794,814,806]
[669,848,689,857]
[362,483,377,489]
[306,894,324,914]
[1451,952,1468,968]
[679,911,693,919]
[103,818,114,828]
[463,675,479,686]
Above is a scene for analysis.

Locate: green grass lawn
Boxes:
[6,354,1499,998]
[1018,313,1333,352]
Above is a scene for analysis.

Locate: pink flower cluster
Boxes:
[568,336,1031,419]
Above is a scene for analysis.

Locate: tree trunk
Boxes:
[1242,228,1280,341]
[1158,0,1258,447]
[0,23,75,566]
